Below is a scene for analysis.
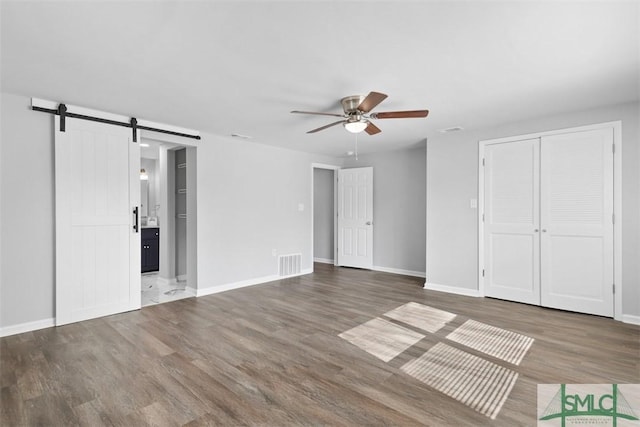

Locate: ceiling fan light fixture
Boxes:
[344,121,368,134]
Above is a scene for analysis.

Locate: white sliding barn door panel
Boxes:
[540,129,614,317]
[484,139,540,305]
[55,118,140,326]
[338,167,373,269]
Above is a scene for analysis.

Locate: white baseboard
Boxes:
[372,265,426,278]
[622,314,640,325]
[196,268,313,297]
[0,317,55,338]
[314,257,334,264]
[423,282,482,297]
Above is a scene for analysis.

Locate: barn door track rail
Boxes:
[31,98,201,142]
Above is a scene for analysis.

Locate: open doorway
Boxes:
[312,164,339,267]
[140,140,197,306]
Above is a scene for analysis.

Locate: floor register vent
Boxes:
[278,253,301,276]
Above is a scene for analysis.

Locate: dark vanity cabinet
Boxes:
[141,227,160,273]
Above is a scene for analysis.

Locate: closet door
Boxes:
[540,129,614,317]
[484,138,540,305]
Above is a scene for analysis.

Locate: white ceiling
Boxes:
[2,1,638,157]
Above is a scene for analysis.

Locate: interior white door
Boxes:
[55,117,140,326]
[484,138,541,305]
[540,129,614,316]
[338,167,373,269]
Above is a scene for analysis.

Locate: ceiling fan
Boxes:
[291,91,429,135]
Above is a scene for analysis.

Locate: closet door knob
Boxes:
[542,229,547,233]
[534,229,539,233]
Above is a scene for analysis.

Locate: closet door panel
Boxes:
[540,129,614,317]
[484,138,540,305]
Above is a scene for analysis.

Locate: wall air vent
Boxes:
[278,253,301,277]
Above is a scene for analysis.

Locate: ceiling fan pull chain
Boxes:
[355,133,359,161]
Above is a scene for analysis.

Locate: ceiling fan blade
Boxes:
[364,121,382,135]
[307,120,346,134]
[291,110,345,118]
[371,110,429,119]
[357,92,388,113]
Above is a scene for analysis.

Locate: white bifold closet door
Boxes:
[338,167,373,269]
[484,138,541,305]
[55,117,141,326]
[540,129,614,317]
[484,128,614,317]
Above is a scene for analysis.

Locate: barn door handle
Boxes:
[133,207,139,233]
[366,221,372,225]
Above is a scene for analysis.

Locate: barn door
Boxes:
[55,117,140,325]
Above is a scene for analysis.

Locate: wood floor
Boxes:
[1,263,638,426]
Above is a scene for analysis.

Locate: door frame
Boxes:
[141,131,199,293]
[310,163,340,270]
[478,121,622,320]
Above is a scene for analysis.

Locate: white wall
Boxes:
[0,92,340,329]
[1,93,56,326]
[426,101,640,318]
[344,144,427,275]
[196,135,338,292]
[313,168,334,262]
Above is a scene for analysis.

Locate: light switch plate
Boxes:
[298,203,305,212]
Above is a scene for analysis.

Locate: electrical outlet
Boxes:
[272,249,277,257]
[470,198,478,209]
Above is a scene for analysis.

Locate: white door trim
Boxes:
[478,121,622,320]
[311,163,341,271]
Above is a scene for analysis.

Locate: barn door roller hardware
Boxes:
[32,99,201,142]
